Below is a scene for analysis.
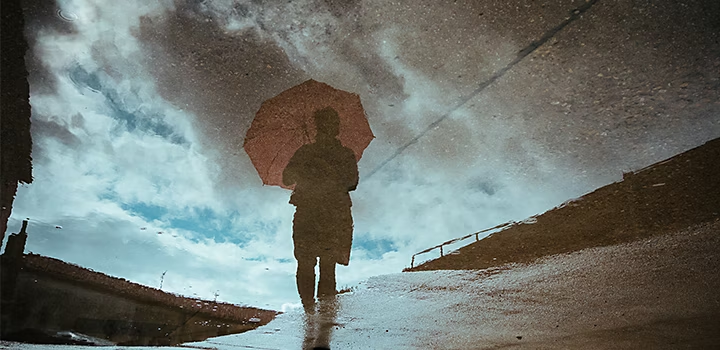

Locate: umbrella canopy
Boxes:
[244,79,374,189]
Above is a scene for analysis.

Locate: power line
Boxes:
[364,0,600,179]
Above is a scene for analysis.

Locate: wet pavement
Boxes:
[3,220,718,349]
[182,220,720,349]
[3,0,720,349]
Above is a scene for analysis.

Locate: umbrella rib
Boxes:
[264,136,295,184]
[364,0,599,180]
[245,125,304,143]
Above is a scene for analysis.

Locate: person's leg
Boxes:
[296,255,317,310]
[314,296,338,349]
[317,256,337,298]
[294,208,319,312]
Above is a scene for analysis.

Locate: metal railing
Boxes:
[409,221,518,268]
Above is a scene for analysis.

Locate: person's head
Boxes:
[314,107,340,138]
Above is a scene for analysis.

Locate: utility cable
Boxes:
[364,0,600,180]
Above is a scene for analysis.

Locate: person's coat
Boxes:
[283,137,358,265]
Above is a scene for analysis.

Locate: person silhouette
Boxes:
[283,107,358,311]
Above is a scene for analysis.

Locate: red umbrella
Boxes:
[244,79,374,189]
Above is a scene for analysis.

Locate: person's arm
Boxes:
[283,149,301,187]
[345,149,359,192]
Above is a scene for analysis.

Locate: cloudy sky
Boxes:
[7,0,719,310]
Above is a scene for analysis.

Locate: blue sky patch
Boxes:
[116,198,252,245]
[120,201,169,221]
[68,65,187,145]
[168,207,245,243]
[354,235,397,260]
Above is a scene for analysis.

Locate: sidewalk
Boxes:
[186,220,720,349]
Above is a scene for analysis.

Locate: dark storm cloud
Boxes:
[30,112,86,166]
[32,118,82,151]
[296,0,407,103]
[321,0,362,18]
[333,37,407,104]
[375,0,568,87]
[496,0,720,182]
[223,0,581,168]
[21,0,79,95]
[134,6,304,150]
[31,0,719,213]
[350,0,720,189]
[134,0,409,159]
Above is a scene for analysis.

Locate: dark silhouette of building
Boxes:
[0,221,276,345]
[1,0,34,243]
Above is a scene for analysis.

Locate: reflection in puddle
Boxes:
[56,9,78,22]
[0,221,276,346]
[302,298,339,350]
[2,0,720,347]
